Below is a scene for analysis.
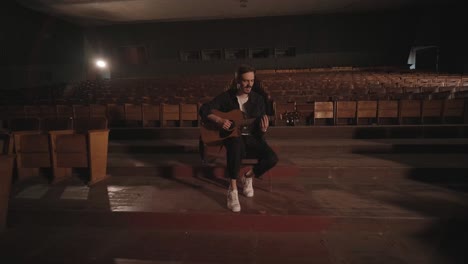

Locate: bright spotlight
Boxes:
[96,59,107,68]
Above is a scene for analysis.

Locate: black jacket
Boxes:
[199,88,266,137]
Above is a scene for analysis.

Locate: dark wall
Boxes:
[437,4,468,74]
[411,3,468,73]
[85,9,417,78]
[0,2,84,89]
[2,2,465,88]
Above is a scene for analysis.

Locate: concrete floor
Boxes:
[1,136,468,264]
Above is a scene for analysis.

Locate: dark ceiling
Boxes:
[16,0,463,25]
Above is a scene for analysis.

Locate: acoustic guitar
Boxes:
[200,109,271,144]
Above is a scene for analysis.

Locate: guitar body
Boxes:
[200,109,247,145]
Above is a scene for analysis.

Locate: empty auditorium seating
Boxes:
[1,69,467,129]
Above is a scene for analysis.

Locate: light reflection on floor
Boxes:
[60,186,90,200]
[15,184,49,199]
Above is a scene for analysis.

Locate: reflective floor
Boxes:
[2,137,468,263]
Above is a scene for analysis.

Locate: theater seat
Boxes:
[73,117,108,134]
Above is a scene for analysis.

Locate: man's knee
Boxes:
[267,151,279,167]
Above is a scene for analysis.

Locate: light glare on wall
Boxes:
[96,59,107,68]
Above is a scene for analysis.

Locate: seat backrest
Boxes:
[314,102,334,119]
[357,101,377,118]
[125,104,143,121]
[336,101,357,118]
[74,117,108,134]
[400,100,421,118]
[8,118,40,132]
[422,100,443,117]
[41,118,73,132]
[54,133,88,168]
[14,132,51,168]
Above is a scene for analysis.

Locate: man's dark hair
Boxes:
[236,64,256,80]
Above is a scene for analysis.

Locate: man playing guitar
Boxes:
[199,65,278,212]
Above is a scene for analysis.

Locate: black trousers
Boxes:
[223,135,278,179]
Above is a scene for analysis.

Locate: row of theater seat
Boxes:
[1,117,107,133]
[0,103,199,128]
[0,129,109,184]
[0,129,109,229]
[1,99,467,130]
[274,99,468,125]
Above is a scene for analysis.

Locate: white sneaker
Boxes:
[227,189,241,212]
[242,176,254,197]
